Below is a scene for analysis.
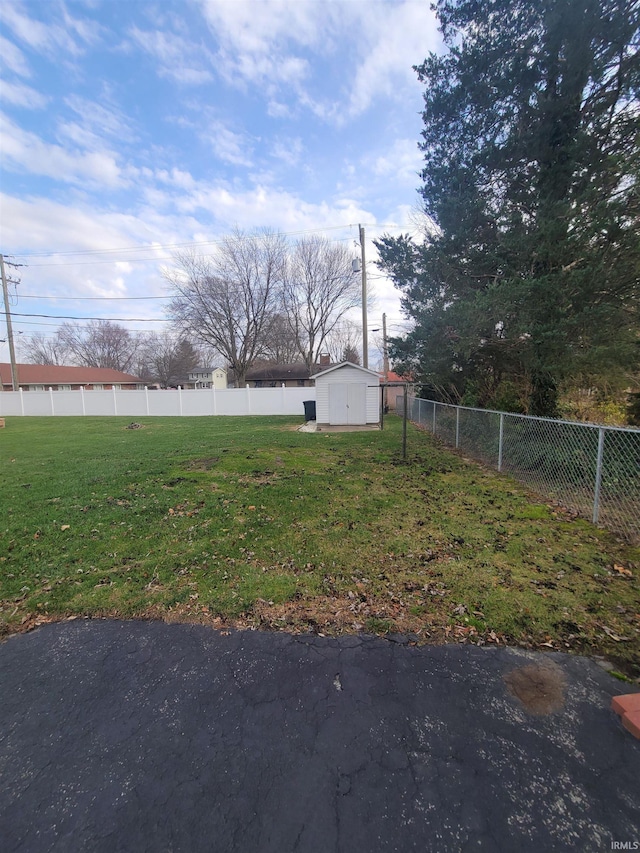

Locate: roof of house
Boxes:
[0,363,142,386]
[380,370,411,384]
[313,362,381,381]
[189,366,226,374]
[245,362,327,382]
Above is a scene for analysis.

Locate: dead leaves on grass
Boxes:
[165,501,204,519]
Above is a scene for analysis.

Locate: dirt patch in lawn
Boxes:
[185,457,220,471]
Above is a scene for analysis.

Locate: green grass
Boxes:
[1,415,639,675]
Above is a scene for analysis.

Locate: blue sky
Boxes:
[0,0,442,367]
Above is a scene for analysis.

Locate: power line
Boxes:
[12,320,73,328]
[2,311,170,322]
[8,222,412,269]
[24,238,357,268]
[13,223,382,261]
[11,318,158,329]
[18,294,169,300]
[10,323,161,335]
[25,256,177,268]
[17,239,223,258]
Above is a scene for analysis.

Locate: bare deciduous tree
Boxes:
[324,318,361,365]
[260,313,302,364]
[136,331,202,387]
[167,229,287,386]
[283,236,360,371]
[22,321,140,371]
[57,320,140,372]
[20,332,69,365]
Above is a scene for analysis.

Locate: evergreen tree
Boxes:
[376,0,639,415]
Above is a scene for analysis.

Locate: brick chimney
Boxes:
[319,353,331,366]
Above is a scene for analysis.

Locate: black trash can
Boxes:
[303,400,316,421]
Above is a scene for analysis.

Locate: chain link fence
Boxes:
[407,396,640,544]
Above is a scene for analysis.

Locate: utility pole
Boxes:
[382,313,389,377]
[382,312,389,411]
[0,254,19,391]
[359,224,368,369]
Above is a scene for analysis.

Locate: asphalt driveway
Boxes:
[0,620,638,852]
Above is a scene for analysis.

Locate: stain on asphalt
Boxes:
[0,619,638,853]
[503,661,566,715]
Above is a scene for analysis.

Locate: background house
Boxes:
[381,370,414,411]
[245,355,332,388]
[245,363,316,388]
[186,367,227,389]
[0,364,143,391]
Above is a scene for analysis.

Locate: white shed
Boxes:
[313,362,380,426]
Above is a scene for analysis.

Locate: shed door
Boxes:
[328,382,366,424]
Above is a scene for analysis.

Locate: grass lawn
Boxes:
[1,415,638,677]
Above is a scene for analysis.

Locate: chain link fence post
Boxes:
[593,427,605,525]
[402,386,408,460]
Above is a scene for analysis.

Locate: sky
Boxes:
[0,0,442,368]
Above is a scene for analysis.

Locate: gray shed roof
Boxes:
[312,362,381,381]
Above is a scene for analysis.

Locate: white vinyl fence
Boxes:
[0,386,316,419]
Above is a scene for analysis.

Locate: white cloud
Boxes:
[64,95,137,143]
[0,0,100,58]
[370,138,423,186]
[266,100,293,119]
[60,4,103,47]
[198,0,325,95]
[198,0,440,122]
[0,113,124,188]
[56,120,102,150]
[127,26,214,85]
[1,193,176,303]
[0,34,31,76]
[155,168,197,191]
[199,0,325,59]
[0,79,48,109]
[270,136,303,166]
[55,95,138,159]
[204,120,254,167]
[173,179,374,237]
[343,3,439,118]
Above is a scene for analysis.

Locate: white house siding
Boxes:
[212,369,227,390]
[314,363,380,425]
